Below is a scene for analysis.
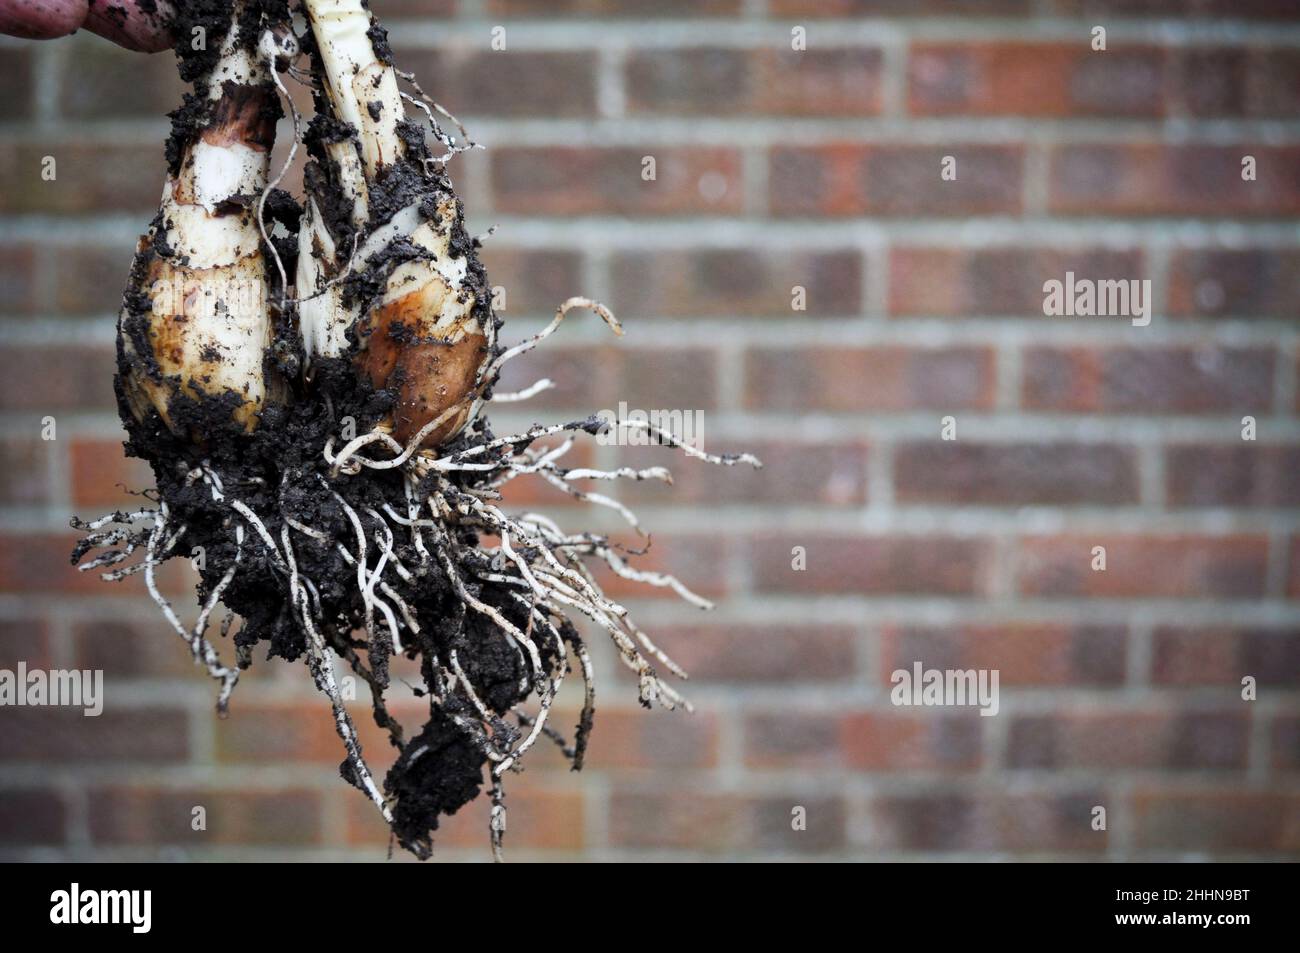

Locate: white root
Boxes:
[483,296,622,384]
[281,524,392,824]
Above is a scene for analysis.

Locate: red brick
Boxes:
[752,534,992,596]
[0,244,39,314]
[491,147,743,216]
[889,246,1144,316]
[894,442,1140,505]
[492,343,618,412]
[758,48,884,116]
[775,0,1031,12]
[583,705,719,771]
[1250,49,1300,117]
[1053,0,1300,17]
[610,346,720,411]
[50,246,131,316]
[0,618,51,671]
[840,710,983,772]
[588,534,729,601]
[1166,445,1300,506]
[487,0,740,13]
[0,789,66,846]
[69,615,241,680]
[1131,789,1300,851]
[494,341,713,418]
[1272,715,1300,771]
[369,0,455,15]
[616,440,868,507]
[863,788,1107,852]
[89,787,323,846]
[746,346,996,412]
[743,711,841,769]
[477,247,583,316]
[1167,248,1300,318]
[0,708,189,763]
[1015,534,1269,599]
[910,43,1165,117]
[771,144,1024,217]
[610,247,863,317]
[1007,708,1249,770]
[625,48,746,115]
[0,142,166,216]
[215,702,350,765]
[0,344,117,411]
[56,38,184,119]
[609,788,845,853]
[1291,536,1300,598]
[1152,626,1300,687]
[391,49,596,118]
[608,789,741,851]
[627,48,884,117]
[1175,47,1248,117]
[70,437,154,510]
[0,532,192,597]
[0,47,33,121]
[0,438,51,506]
[881,624,1128,687]
[1048,144,1300,217]
[626,623,858,684]
[0,533,124,596]
[1021,346,1275,415]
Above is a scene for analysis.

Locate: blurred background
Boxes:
[2,0,1299,860]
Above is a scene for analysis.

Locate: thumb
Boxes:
[0,0,173,53]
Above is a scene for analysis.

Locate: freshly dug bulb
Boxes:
[298,0,491,449]
[118,10,279,435]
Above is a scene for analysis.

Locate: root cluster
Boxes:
[76,296,758,859]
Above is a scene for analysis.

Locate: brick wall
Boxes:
[1,0,1298,860]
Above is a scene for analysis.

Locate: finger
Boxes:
[0,0,90,39]
[0,0,173,52]
[83,0,173,53]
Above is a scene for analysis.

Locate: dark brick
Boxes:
[881,624,1128,687]
[746,346,996,412]
[1022,346,1275,414]
[1048,144,1300,217]
[89,787,322,846]
[1166,445,1300,506]
[1132,789,1300,851]
[890,246,1144,317]
[611,247,863,317]
[491,146,743,216]
[752,534,992,596]
[1015,534,1270,599]
[0,789,66,846]
[391,49,596,118]
[894,442,1140,505]
[771,144,1024,217]
[0,708,189,763]
[1167,248,1300,319]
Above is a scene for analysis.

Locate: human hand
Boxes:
[0,0,172,52]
